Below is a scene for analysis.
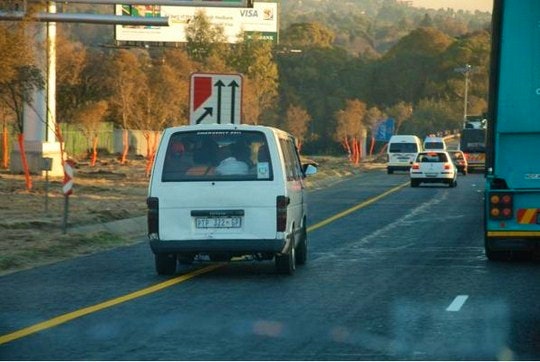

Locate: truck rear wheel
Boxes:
[485,238,511,261]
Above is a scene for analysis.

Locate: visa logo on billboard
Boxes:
[240,9,258,17]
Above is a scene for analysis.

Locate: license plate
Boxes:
[196,216,241,228]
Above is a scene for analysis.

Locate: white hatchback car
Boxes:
[410,151,457,187]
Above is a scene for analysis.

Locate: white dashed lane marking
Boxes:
[446,295,469,312]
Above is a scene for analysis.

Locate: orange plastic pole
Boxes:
[90,135,98,166]
[2,122,8,169]
[121,129,129,164]
[17,134,32,191]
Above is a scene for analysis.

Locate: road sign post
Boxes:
[62,160,74,234]
[189,73,243,125]
[41,157,53,214]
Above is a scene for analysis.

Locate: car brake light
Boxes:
[276,196,290,232]
[444,163,451,170]
[412,163,420,170]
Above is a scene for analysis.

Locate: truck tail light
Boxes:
[147,197,159,240]
[276,196,290,232]
[489,192,513,220]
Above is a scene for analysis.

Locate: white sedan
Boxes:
[410,151,458,187]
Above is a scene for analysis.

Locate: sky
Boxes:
[410,0,493,13]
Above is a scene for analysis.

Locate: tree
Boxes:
[232,33,278,125]
[280,22,335,49]
[364,106,385,155]
[161,48,198,126]
[372,27,453,105]
[185,10,229,67]
[55,30,87,125]
[107,49,145,164]
[284,105,311,153]
[132,54,184,176]
[400,98,460,136]
[334,99,367,164]
[419,14,434,27]
[385,101,413,134]
[0,22,44,190]
[438,30,491,114]
[75,100,108,166]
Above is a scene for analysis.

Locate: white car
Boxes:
[410,151,457,187]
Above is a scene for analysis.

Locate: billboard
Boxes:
[115,1,278,43]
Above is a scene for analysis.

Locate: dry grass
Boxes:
[0,154,385,276]
[0,156,149,276]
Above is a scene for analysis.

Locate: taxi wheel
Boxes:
[155,253,177,275]
[275,237,296,275]
[296,225,308,265]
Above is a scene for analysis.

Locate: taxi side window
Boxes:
[279,137,302,181]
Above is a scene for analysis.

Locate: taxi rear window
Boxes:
[418,152,448,162]
[389,143,418,153]
[161,130,273,182]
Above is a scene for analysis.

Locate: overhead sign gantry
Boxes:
[31,0,254,8]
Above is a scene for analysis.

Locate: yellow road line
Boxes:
[1,181,409,345]
[307,181,409,232]
[487,231,540,237]
[0,264,223,345]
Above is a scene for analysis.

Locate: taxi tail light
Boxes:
[489,192,513,220]
[147,197,159,239]
[276,196,290,232]
[412,163,420,170]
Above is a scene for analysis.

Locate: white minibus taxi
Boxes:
[387,135,423,174]
[147,123,317,275]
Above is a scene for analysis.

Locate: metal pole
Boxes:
[32,0,254,7]
[454,64,473,128]
[47,0,56,143]
[463,64,471,127]
[44,170,49,214]
[0,11,171,25]
[62,194,69,234]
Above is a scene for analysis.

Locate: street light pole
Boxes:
[454,64,473,127]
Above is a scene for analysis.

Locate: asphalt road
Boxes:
[2,169,540,360]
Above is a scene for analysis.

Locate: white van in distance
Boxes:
[423,136,447,150]
[387,135,423,174]
[147,123,317,275]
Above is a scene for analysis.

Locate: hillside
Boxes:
[59,0,491,55]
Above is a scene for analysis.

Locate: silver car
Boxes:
[410,151,458,187]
